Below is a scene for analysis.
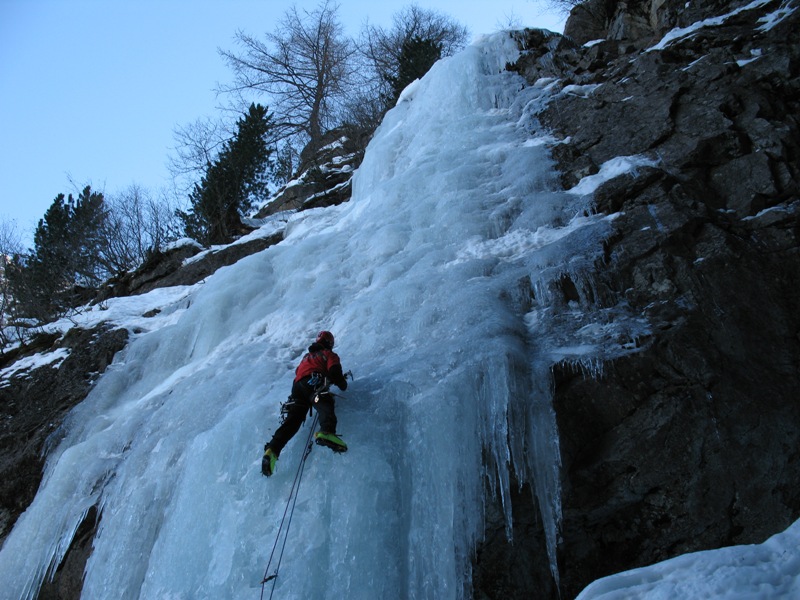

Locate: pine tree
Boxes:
[180,104,274,245]
[8,186,106,320]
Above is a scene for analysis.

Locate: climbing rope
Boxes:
[259,412,319,600]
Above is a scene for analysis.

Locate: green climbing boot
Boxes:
[262,446,278,476]
[314,431,348,453]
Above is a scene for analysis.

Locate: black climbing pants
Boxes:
[267,378,337,456]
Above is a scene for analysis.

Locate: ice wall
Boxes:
[0,33,646,599]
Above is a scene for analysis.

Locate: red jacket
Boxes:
[294,343,348,389]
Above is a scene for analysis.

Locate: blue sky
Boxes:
[0,0,566,245]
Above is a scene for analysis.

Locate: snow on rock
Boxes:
[46,284,201,337]
[647,0,774,52]
[0,348,70,385]
[576,519,800,599]
[567,155,659,196]
[162,237,203,253]
[758,0,798,31]
[560,83,601,98]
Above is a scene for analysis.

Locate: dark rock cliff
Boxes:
[0,326,129,548]
[94,231,283,303]
[475,0,800,598]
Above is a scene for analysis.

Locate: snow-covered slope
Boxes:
[4,28,794,600]
[577,519,800,599]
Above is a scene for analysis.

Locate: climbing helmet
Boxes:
[316,330,335,349]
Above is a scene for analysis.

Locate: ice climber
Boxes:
[262,331,349,476]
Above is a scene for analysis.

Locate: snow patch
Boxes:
[568,155,659,196]
[162,237,202,253]
[758,0,797,31]
[0,348,70,384]
[647,0,773,52]
[396,78,422,104]
[561,83,601,98]
[576,519,800,599]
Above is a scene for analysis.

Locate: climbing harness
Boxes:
[280,374,332,424]
[259,412,319,600]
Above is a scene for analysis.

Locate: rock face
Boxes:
[254,125,367,217]
[0,326,128,548]
[94,231,283,303]
[474,0,800,598]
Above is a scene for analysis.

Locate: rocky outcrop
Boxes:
[92,128,365,304]
[95,231,284,303]
[475,0,800,598]
[254,125,367,217]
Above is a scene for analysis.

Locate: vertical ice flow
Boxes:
[0,32,648,599]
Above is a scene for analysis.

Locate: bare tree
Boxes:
[0,218,23,345]
[168,117,230,196]
[0,219,23,258]
[101,185,181,274]
[219,0,357,154]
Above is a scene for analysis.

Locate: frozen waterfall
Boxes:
[0,32,643,599]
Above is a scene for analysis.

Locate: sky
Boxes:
[0,0,567,247]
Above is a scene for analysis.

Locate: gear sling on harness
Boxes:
[268,373,337,458]
[280,373,331,422]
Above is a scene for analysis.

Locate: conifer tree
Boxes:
[179,104,274,245]
[8,186,106,320]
